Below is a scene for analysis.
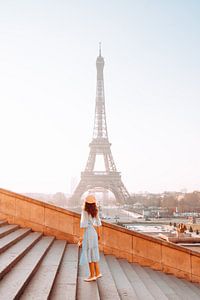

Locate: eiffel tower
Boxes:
[71,45,130,203]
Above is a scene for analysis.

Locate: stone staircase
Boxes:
[0,220,200,300]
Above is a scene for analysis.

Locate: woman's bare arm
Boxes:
[94,226,101,240]
[79,228,85,240]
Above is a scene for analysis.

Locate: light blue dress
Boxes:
[79,210,102,266]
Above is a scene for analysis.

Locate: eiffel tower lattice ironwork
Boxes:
[71,45,130,203]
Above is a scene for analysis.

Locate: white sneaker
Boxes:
[96,273,102,279]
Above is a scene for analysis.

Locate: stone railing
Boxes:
[0,188,200,283]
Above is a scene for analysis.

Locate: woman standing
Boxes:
[78,195,102,282]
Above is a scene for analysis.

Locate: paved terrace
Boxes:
[0,188,200,299]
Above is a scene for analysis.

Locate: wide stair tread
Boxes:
[132,263,168,300]
[181,278,200,297]
[0,224,19,238]
[167,274,200,299]
[119,259,154,300]
[50,244,79,300]
[0,228,32,254]
[157,270,199,300]
[106,255,138,300]
[143,266,180,299]
[194,282,200,287]
[194,283,200,292]
[0,232,42,280]
[21,239,66,299]
[97,253,120,300]
[0,236,54,300]
[77,257,100,300]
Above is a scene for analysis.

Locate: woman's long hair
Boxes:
[84,202,98,218]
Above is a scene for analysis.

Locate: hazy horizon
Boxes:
[1,1,200,194]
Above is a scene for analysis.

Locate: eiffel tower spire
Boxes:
[92,43,108,139]
[99,42,101,57]
[85,44,117,173]
[71,46,130,204]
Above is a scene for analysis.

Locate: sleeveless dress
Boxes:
[79,210,102,266]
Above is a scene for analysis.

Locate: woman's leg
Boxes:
[84,262,96,281]
[94,262,101,276]
[89,262,95,278]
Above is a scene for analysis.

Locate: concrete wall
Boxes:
[0,188,200,283]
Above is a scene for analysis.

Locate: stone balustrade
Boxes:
[0,188,200,283]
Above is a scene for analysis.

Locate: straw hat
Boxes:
[85,195,96,204]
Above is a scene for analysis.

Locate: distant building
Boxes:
[143,207,169,218]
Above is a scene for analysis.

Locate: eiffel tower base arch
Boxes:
[70,172,130,205]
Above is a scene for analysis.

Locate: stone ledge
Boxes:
[0,188,79,218]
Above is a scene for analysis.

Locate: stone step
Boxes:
[0,231,42,280]
[0,224,19,238]
[132,263,168,300]
[0,236,54,300]
[143,266,180,299]
[50,244,79,300]
[157,271,197,300]
[167,274,200,300]
[20,239,66,299]
[194,283,200,291]
[77,258,100,300]
[0,220,199,299]
[0,220,8,227]
[0,228,32,254]
[97,253,120,300]
[119,259,154,300]
[181,279,200,297]
[194,282,200,287]
[106,255,138,300]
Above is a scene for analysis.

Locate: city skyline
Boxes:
[0,1,200,194]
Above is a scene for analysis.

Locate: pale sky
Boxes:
[0,0,200,194]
